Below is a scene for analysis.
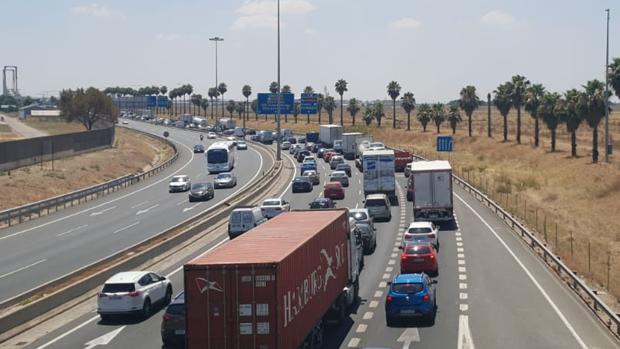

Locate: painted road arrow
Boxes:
[89,206,116,217]
[136,204,159,215]
[83,326,125,349]
[457,315,476,349]
[397,328,420,349]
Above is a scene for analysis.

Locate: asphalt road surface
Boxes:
[13,136,620,349]
[0,120,271,303]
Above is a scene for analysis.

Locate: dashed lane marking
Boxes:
[363,311,374,320]
[460,283,468,289]
[459,274,467,281]
[460,293,468,300]
[458,259,466,265]
[374,290,384,298]
[379,281,387,288]
[457,247,464,253]
[385,266,394,272]
[391,253,398,258]
[457,242,464,247]
[458,253,465,258]
[460,304,469,312]
[456,236,463,242]
[347,338,360,348]
[356,324,368,333]
[382,273,392,279]
[369,300,379,308]
[459,266,467,273]
[388,259,396,265]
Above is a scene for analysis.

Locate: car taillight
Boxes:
[128,291,141,297]
[163,313,172,321]
[429,254,435,259]
[400,254,407,260]
[422,294,431,302]
[386,295,393,302]
[98,293,107,298]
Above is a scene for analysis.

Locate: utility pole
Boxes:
[275,0,282,161]
[604,9,611,163]
[209,37,224,126]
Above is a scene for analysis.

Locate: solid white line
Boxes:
[0,135,196,242]
[130,201,148,209]
[457,314,476,349]
[455,193,588,349]
[0,259,47,280]
[279,153,297,199]
[112,221,140,235]
[56,225,89,237]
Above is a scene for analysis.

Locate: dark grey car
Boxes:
[356,222,377,254]
[188,183,214,202]
[161,292,185,346]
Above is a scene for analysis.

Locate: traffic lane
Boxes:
[453,186,619,349]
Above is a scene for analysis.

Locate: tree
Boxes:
[416,103,431,132]
[323,96,336,124]
[317,93,324,124]
[269,81,278,122]
[207,88,218,119]
[59,87,118,130]
[200,98,209,117]
[282,85,291,122]
[168,89,176,115]
[347,98,361,126]
[242,85,252,123]
[303,86,314,123]
[581,80,608,163]
[459,85,480,137]
[432,103,446,133]
[159,86,168,115]
[401,92,416,131]
[610,57,620,98]
[218,83,228,118]
[250,99,258,120]
[538,92,563,152]
[524,84,546,147]
[373,102,385,127]
[235,102,245,119]
[183,84,193,114]
[335,79,348,126]
[362,103,374,126]
[22,96,34,107]
[509,75,530,144]
[387,81,401,128]
[191,94,202,115]
[493,83,513,142]
[447,105,462,134]
[563,89,585,158]
[226,100,235,118]
[293,101,300,124]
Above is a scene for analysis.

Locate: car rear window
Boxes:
[166,303,185,315]
[406,245,431,254]
[392,283,424,294]
[351,212,368,220]
[262,200,280,206]
[102,283,135,293]
[365,199,386,207]
[408,227,432,234]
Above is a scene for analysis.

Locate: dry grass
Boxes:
[234,108,620,306]
[23,117,86,135]
[0,123,20,142]
[0,127,174,210]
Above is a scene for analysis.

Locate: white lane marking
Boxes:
[391,253,398,258]
[0,259,47,280]
[393,241,400,246]
[456,236,463,242]
[455,231,462,236]
[347,338,360,348]
[355,324,367,333]
[112,221,140,235]
[374,290,384,298]
[183,203,201,212]
[388,259,396,265]
[379,281,387,288]
[0,134,196,242]
[363,311,374,320]
[84,326,125,349]
[459,266,467,273]
[457,314,476,349]
[130,201,148,209]
[457,242,464,247]
[358,190,362,196]
[455,193,588,349]
[369,300,379,308]
[460,293,468,300]
[460,304,469,312]
[89,206,116,217]
[458,260,466,265]
[457,247,464,253]
[397,328,420,349]
[56,225,89,237]
[385,266,394,272]
[382,273,391,280]
[136,204,159,215]
[460,283,468,290]
[393,247,399,252]
[176,200,187,206]
[458,253,465,258]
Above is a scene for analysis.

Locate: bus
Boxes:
[206,141,236,173]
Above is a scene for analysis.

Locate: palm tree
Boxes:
[400,92,416,131]
[563,89,585,158]
[510,75,530,144]
[226,100,235,118]
[493,83,513,142]
[347,98,361,126]
[317,93,324,124]
[581,80,608,163]
[304,86,314,123]
[335,79,348,126]
[459,85,480,137]
[168,89,176,115]
[387,81,401,128]
[200,98,209,118]
[184,84,193,114]
[374,102,385,127]
[208,88,218,119]
[242,85,252,124]
[218,83,228,119]
[235,102,245,119]
[416,104,431,132]
[159,86,167,115]
[323,96,336,124]
[538,92,563,152]
[447,105,462,134]
[269,81,278,122]
[524,84,546,147]
[251,99,258,120]
[362,103,374,126]
[293,101,300,124]
[432,103,446,133]
[610,57,620,98]
[191,94,202,115]
[282,85,291,123]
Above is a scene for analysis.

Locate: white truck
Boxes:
[217,118,236,130]
[342,132,364,160]
[407,160,453,222]
[362,149,396,199]
[319,124,343,147]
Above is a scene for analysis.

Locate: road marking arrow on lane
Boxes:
[89,206,116,217]
[457,315,475,349]
[84,326,125,349]
[136,204,159,215]
[183,203,201,212]
[397,328,420,349]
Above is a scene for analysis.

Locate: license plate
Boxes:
[413,258,425,263]
[175,330,186,335]
[400,309,416,314]
[109,295,122,300]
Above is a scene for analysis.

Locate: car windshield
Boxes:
[237,141,246,145]
[406,245,432,254]
[102,283,135,293]
[262,200,281,206]
[207,149,228,163]
[392,283,424,294]
[216,174,231,180]
[408,227,432,234]
[365,199,385,207]
[191,183,208,190]
[171,177,185,183]
[303,171,315,176]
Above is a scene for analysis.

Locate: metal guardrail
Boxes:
[0,128,179,228]
[411,153,620,338]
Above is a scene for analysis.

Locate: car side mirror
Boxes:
[387,281,392,286]
[398,245,403,250]
[431,280,438,284]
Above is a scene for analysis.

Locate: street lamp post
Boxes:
[275,0,282,161]
[604,9,610,163]
[209,36,224,126]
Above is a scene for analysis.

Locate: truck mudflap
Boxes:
[413,207,454,221]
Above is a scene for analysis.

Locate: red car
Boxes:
[323,151,336,163]
[400,242,438,276]
[323,181,345,200]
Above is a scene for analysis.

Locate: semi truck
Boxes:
[184,210,363,349]
[407,160,453,222]
[319,124,343,147]
[341,132,364,160]
[393,149,413,172]
[362,149,396,198]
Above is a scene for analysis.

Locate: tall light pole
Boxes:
[275,0,282,161]
[604,9,610,163]
[209,36,224,126]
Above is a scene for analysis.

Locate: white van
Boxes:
[227,206,267,239]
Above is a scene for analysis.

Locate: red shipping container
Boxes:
[394,149,413,172]
[184,210,352,349]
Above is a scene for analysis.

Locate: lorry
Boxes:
[258,130,274,144]
[356,138,373,159]
[393,149,413,172]
[218,118,236,130]
[184,210,363,349]
[407,160,453,222]
[306,132,320,144]
[180,114,194,125]
[193,117,207,127]
[362,149,396,199]
[342,132,364,160]
[319,124,343,147]
[175,120,185,128]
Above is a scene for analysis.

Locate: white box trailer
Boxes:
[217,118,235,130]
[342,132,363,159]
[407,160,453,222]
[319,124,343,146]
[362,149,396,198]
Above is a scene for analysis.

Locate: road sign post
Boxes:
[436,136,454,152]
[257,93,294,115]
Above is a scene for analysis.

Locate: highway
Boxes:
[7,130,620,349]
[0,120,272,304]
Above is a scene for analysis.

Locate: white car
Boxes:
[260,198,291,219]
[97,271,172,320]
[282,141,291,150]
[169,175,191,192]
[207,132,217,139]
[402,221,440,250]
[121,120,129,125]
[303,156,317,164]
[236,140,248,150]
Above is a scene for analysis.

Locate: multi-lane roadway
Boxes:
[3,122,619,349]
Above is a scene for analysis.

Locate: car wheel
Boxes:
[189,197,194,202]
[142,298,151,318]
[164,286,172,305]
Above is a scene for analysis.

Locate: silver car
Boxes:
[302,170,320,185]
[364,194,391,221]
[169,175,191,193]
[214,172,237,189]
[329,171,349,187]
[330,155,345,170]
[348,208,375,230]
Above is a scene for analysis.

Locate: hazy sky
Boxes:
[3,0,619,102]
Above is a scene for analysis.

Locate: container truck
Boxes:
[342,132,364,160]
[407,160,453,222]
[319,124,343,147]
[184,210,363,349]
[393,149,413,172]
[306,132,320,143]
[362,149,396,199]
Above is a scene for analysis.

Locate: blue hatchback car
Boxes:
[385,273,437,326]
